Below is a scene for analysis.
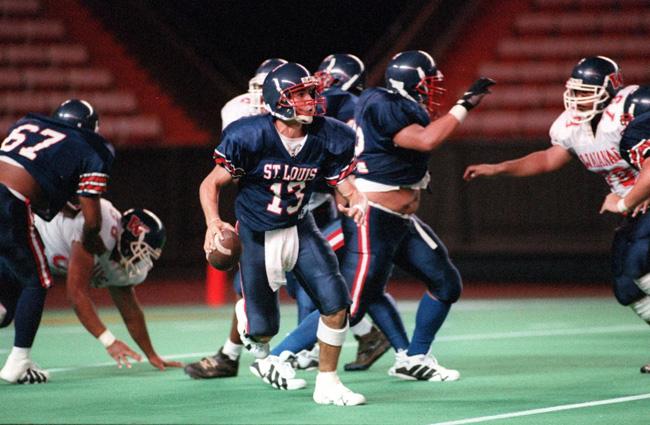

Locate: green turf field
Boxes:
[2,297,650,424]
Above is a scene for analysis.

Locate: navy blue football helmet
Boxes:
[621,86,650,126]
[52,99,99,132]
[563,56,623,123]
[384,50,445,118]
[248,58,288,111]
[262,62,325,123]
[315,53,365,94]
[119,209,165,280]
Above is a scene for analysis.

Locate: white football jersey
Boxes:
[550,85,639,197]
[34,199,141,288]
[221,93,265,130]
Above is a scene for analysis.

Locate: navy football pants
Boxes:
[237,212,350,337]
[612,212,650,305]
[0,184,51,347]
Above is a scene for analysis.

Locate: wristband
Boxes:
[449,105,468,123]
[617,198,629,213]
[98,329,116,348]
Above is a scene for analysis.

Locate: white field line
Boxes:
[44,323,645,373]
[429,393,650,425]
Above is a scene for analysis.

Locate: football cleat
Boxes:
[249,354,307,391]
[344,324,391,371]
[0,359,49,384]
[292,346,319,371]
[313,373,366,406]
[388,351,460,382]
[641,364,650,374]
[183,348,239,379]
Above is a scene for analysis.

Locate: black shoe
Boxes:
[344,325,391,371]
[184,348,239,379]
[641,364,650,374]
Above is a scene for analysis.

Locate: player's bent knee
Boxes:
[613,275,646,306]
[317,316,349,346]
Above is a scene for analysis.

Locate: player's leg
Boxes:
[185,269,243,379]
[343,209,410,342]
[389,215,461,382]
[294,213,364,405]
[338,209,403,371]
[0,190,51,384]
[611,215,650,373]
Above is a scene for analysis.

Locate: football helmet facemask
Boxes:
[384,50,445,119]
[52,99,99,132]
[263,62,325,124]
[563,56,623,123]
[315,53,366,94]
[621,86,650,126]
[248,58,288,112]
[118,209,165,281]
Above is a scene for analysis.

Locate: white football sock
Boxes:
[350,318,372,337]
[223,339,243,360]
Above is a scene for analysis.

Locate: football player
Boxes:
[199,62,367,405]
[0,99,114,384]
[33,199,181,371]
[599,86,650,373]
[464,56,650,372]
[271,53,391,373]
[264,50,493,383]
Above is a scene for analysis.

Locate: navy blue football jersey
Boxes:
[620,111,650,170]
[214,114,356,231]
[323,86,358,123]
[0,113,114,220]
[353,87,431,185]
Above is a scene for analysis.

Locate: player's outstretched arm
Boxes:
[394,78,496,152]
[336,177,368,226]
[463,145,573,181]
[108,286,182,371]
[67,242,141,368]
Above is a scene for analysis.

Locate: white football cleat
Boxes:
[388,350,459,382]
[292,345,319,371]
[249,354,306,390]
[0,359,49,384]
[313,373,366,406]
[234,299,269,359]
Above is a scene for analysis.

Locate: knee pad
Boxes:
[317,317,349,346]
[631,296,650,322]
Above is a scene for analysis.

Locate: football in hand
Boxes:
[206,229,241,271]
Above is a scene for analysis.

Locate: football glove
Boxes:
[457,77,495,110]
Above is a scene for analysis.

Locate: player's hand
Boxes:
[147,354,183,371]
[204,218,236,253]
[463,164,498,181]
[632,199,650,217]
[338,192,368,226]
[106,339,142,369]
[599,192,622,215]
[457,77,495,111]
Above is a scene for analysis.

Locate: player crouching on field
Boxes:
[34,198,182,371]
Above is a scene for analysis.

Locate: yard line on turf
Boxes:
[44,324,644,373]
[428,393,650,425]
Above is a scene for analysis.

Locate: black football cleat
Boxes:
[641,364,650,374]
[344,324,391,371]
[184,348,239,379]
